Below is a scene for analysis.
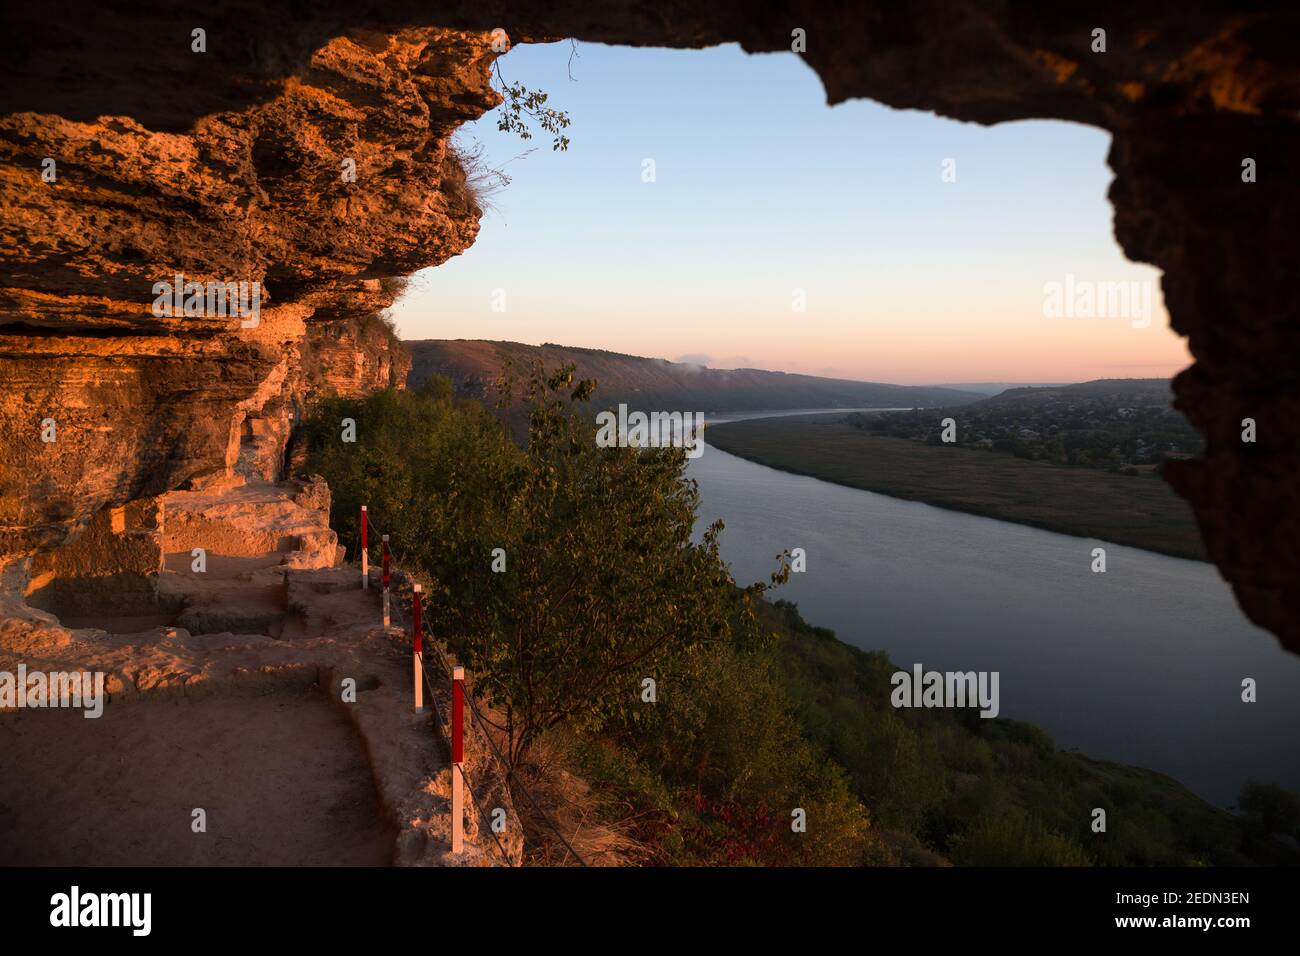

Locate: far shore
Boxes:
[704,413,1208,562]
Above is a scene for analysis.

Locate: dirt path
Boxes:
[0,686,394,866]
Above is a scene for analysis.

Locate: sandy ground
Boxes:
[0,686,395,866]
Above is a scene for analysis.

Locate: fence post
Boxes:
[452,665,465,854]
[412,583,423,712]
[360,505,369,589]
[381,534,391,627]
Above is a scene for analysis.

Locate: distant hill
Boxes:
[404,340,982,412]
[979,378,1175,406]
[977,379,1180,408]
[841,376,1199,475]
[937,382,1068,396]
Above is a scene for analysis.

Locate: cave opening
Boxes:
[382,39,1300,805]
[0,2,1296,880]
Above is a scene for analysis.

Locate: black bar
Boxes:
[0,866,1283,941]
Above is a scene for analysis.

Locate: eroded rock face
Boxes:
[303,314,413,405]
[26,498,163,619]
[1,3,1297,651]
[0,23,497,560]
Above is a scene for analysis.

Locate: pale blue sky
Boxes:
[391,41,1188,385]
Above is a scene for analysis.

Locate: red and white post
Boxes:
[452,665,465,854]
[411,584,424,712]
[381,534,391,627]
[360,505,369,589]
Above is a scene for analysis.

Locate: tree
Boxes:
[440,364,783,770]
[300,378,519,574]
[303,365,786,773]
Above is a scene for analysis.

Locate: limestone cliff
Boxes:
[304,314,413,406]
[0,25,495,566]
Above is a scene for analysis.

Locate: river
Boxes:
[687,412,1300,807]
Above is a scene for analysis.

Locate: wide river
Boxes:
[687,411,1300,807]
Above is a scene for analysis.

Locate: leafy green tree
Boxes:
[300,377,520,573]
[440,364,783,769]
[304,365,784,773]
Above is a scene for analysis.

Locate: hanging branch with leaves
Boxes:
[493,61,572,151]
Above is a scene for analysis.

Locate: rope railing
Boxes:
[411,630,515,866]
[358,506,589,867]
[363,513,512,865]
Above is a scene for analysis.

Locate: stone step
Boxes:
[159,476,340,570]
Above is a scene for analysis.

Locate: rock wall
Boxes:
[1,2,1297,652]
[26,498,163,618]
[0,21,495,565]
[303,313,414,405]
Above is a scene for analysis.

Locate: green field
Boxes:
[706,414,1207,561]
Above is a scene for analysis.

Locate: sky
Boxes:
[389,41,1191,386]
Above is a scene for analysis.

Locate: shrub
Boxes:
[948,814,1091,867]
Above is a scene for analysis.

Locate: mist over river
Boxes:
[687,413,1300,807]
